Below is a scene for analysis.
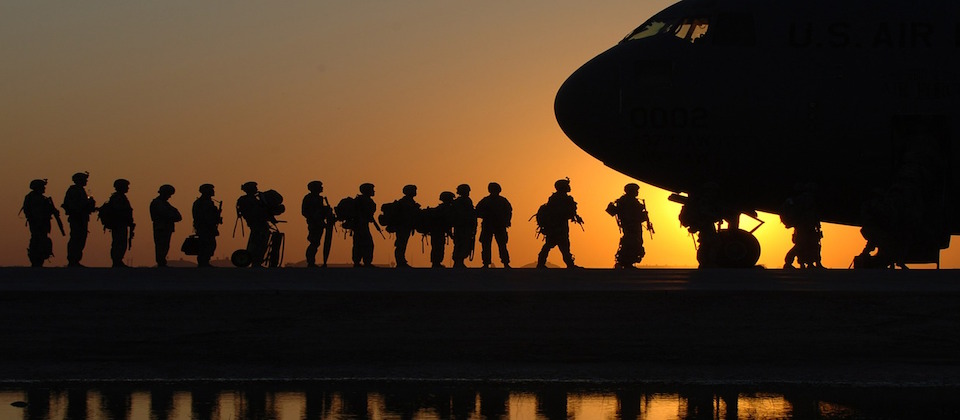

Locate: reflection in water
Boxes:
[0,383,958,419]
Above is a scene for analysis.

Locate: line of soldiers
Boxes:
[21,173,221,268]
[22,174,654,269]
[309,182,512,268]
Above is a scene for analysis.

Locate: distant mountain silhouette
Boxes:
[284,259,389,268]
[168,258,233,268]
[210,258,234,268]
[167,259,197,268]
[520,262,562,269]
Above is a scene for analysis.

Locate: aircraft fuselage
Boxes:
[556,0,960,235]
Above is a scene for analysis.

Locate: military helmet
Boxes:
[158,184,176,195]
[29,179,47,191]
[199,184,215,195]
[625,183,640,194]
[439,191,455,202]
[307,180,323,193]
[72,172,89,183]
[402,184,417,196]
[114,178,130,190]
[456,184,471,195]
[488,182,502,194]
[241,181,258,193]
[359,183,375,195]
[554,178,571,193]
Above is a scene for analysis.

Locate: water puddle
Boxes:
[0,381,956,419]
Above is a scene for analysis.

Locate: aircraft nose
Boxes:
[554,49,623,156]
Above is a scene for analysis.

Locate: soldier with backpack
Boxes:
[606,183,652,269]
[236,182,278,268]
[781,183,823,269]
[22,179,63,267]
[428,191,456,268]
[451,184,477,268]
[302,180,334,268]
[536,178,583,269]
[380,185,421,268]
[61,172,97,267]
[150,184,182,267]
[100,179,135,268]
[350,183,379,267]
[476,182,512,269]
[192,184,222,268]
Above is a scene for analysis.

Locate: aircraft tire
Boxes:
[715,229,761,268]
[696,240,720,268]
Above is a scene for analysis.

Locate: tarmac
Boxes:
[0,266,958,386]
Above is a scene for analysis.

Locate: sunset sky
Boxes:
[3,1,958,268]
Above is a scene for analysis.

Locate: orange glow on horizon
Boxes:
[2,1,959,269]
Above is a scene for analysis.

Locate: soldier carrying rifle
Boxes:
[535,178,583,269]
[99,179,135,268]
[606,183,654,269]
[21,179,63,267]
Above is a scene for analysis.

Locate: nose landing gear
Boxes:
[671,192,764,268]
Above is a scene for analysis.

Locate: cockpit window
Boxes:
[676,18,710,43]
[624,17,710,44]
[624,20,673,41]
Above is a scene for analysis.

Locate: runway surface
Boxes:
[0,267,958,385]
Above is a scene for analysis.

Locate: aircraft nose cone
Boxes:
[555,50,622,156]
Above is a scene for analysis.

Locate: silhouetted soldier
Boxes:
[236,182,277,267]
[536,179,582,268]
[192,184,222,267]
[857,183,916,269]
[61,172,97,267]
[476,182,512,268]
[392,184,421,268]
[21,179,62,267]
[149,184,182,267]
[302,180,334,268]
[451,184,477,268]
[101,179,135,267]
[607,183,651,268]
[430,191,456,268]
[352,183,380,267]
[781,183,823,269]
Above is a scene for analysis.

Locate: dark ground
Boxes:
[0,267,958,385]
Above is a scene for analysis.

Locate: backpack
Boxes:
[21,194,53,223]
[260,189,286,216]
[533,202,559,236]
[98,199,119,229]
[378,200,400,233]
[334,197,356,230]
[414,206,439,235]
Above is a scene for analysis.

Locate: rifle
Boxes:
[468,228,477,261]
[642,199,655,240]
[48,197,65,236]
[373,219,386,239]
[574,215,585,231]
[128,223,136,250]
